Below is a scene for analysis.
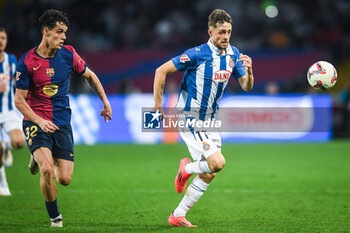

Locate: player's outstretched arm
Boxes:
[153,60,178,114]
[82,67,112,122]
[238,53,254,92]
[14,89,59,133]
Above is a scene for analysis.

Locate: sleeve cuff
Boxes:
[15,85,29,90]
[171,58,183,71]
[77,64,87,76]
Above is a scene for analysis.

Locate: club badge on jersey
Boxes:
[46,68,55,78]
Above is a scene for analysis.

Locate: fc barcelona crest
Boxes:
[46,68,55,78]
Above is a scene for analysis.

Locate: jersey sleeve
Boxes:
[15,55,31,90]
[64,45,87,75]
[171,47,199,71]
[72,49,86,75]
[231,47,247,80]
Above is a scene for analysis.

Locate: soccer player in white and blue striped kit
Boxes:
[0,28,25,196]
[154,9,254,227]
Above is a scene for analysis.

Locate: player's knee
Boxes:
[40,164,54,180]
[12,139,25,149]
[210,158,226,172]
[57,176,71,186]
[217,159,226,171]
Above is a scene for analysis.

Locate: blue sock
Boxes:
[45,199,60,220]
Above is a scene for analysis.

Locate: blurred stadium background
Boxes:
[3,0,349,143]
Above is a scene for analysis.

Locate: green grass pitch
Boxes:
[1,141,349,233]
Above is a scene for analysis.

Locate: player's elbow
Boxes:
[155,66,165,77]
[242,81,254,92]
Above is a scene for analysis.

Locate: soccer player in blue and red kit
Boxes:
[154,9,254,227]
[14,9,112,227]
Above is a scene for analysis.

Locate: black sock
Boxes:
[45,199,60,220]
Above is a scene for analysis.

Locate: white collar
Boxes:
[207,39,234,55]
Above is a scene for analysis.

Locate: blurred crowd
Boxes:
[1,0,350,94]
[1,0,349,57]
[1,0,349,136]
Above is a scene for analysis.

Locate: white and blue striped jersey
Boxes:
[0,52,17,115]
[172,40,247,120]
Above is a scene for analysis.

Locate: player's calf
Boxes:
[199,173,216,184]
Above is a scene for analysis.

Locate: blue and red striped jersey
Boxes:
[16,45,86,126]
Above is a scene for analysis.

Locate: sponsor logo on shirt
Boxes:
[43,84,59,96]
[180,54,190,63]
[213,70,231,83]
[33,64,42,71]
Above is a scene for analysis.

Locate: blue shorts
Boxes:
[23,120,74,162]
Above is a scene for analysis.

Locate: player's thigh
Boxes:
[180,129,220,158]
[201,131,225,171]
[23,120,53,155]
[51,124,74,162]
[33,147,55,174]
[179,130,203,161]
[207,131,222,152]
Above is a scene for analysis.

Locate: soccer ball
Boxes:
[307,61,337,90]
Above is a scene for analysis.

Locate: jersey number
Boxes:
[25,126,38,140]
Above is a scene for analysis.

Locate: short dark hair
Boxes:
[39,9,69,32]
[0,27,7,34]
[208,9,232,28]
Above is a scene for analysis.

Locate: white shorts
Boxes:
[179,128,222,161]
[0,111,22,134]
